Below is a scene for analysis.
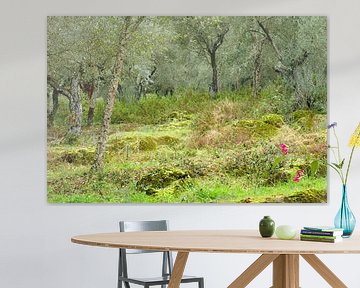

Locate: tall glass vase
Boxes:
[334,185,356,237]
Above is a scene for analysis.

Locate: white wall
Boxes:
[1,0,360,287]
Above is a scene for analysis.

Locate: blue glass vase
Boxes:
[334,185,356,237]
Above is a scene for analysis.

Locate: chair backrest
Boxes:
[119,220,169,254]
[120,220,168,232]
[118,220,174,282]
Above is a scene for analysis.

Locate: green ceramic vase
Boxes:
[259,216,275,238]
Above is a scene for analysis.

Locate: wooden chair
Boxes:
[118,220,204,288]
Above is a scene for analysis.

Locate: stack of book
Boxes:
[300,226,344,243]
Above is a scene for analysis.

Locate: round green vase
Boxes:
[259,216,275,238]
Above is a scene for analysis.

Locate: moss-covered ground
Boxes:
[48,90,327,203]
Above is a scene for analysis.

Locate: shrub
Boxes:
[172,90,211,115]
[224,142,280,185]
[187,126,251,148]
[93,98,105,124]
[257,82,293,116]
[292,110,326,131]
[177,157,215,177]
[212,99,241,124]
[272,126,307,155]
[164,111,192,121]
[158,119,192,131]
[192,104,217,133]
[192,99,242,133]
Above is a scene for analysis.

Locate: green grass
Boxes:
[48,176,326,204]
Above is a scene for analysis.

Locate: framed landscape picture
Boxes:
[47,16,327,203]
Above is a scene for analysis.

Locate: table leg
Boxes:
[301,254,347,288]
[228,253,348,288]
[168,252,189,288]
[228,254,279,288]
[272,254,299,288]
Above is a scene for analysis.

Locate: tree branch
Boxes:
[213,26,229,51]
[256,19,283,63]
[47,75,71,99]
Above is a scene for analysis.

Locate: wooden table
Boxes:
[71,230,360,288]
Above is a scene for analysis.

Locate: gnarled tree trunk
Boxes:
[256,18,310,109]
[91,48,126,171]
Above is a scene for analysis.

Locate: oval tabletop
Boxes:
[71,230,360,254]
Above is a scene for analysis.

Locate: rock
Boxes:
[108,135,157,152]
[283,189,326,203]
[136,167,191,195]
[155,135,180,146]
[236,120,278,138]
[53,147,96,165]
[261,114,285,128]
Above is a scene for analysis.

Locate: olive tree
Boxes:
[91,16,145,171]
[172,16,230,96]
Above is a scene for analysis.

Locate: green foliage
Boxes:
[310,160,319,176]
[89,93,207,127]
[49,16,327,129]
[52,100,67,127]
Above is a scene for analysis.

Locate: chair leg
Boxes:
[199,278,204,288]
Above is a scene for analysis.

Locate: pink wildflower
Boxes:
[293,169,305,182]
[279,143,289,155]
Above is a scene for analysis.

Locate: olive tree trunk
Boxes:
[87,82,96,126]
[91,48,126,171]
[252,39,265,97]
[47,87,59,127]
[91,16,144,171]
[210,51,218,96]
[67,75,82,139]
